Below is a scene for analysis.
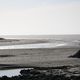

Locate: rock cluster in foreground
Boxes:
[0,66,80,80]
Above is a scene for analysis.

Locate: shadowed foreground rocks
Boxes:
[69,50,80,58]
[0,66,80,80]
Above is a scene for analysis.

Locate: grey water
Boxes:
[0,43,67,50]
[1,35,80,40]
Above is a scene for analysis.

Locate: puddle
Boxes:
[0,68,32,77]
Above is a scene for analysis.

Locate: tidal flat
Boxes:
[0,48,80,68]
[0,35,80,80]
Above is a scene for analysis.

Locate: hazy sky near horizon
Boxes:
[0,0,80,35]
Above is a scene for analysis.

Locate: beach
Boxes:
[0,36,80,68]
[0,35,80,79]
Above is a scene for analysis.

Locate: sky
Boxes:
[0,0,80,35]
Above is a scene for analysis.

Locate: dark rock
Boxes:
[69,50,80,58]
[0,38,5,40]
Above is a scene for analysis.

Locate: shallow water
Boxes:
[0,43,67,49]
[0,69,21,77]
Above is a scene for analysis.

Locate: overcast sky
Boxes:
[0,0,80,35]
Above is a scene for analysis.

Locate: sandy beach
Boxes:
[0,35,80,80]
[0,37,80,68]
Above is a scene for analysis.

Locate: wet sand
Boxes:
[0,48,80,68]
[0,37,80,69]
